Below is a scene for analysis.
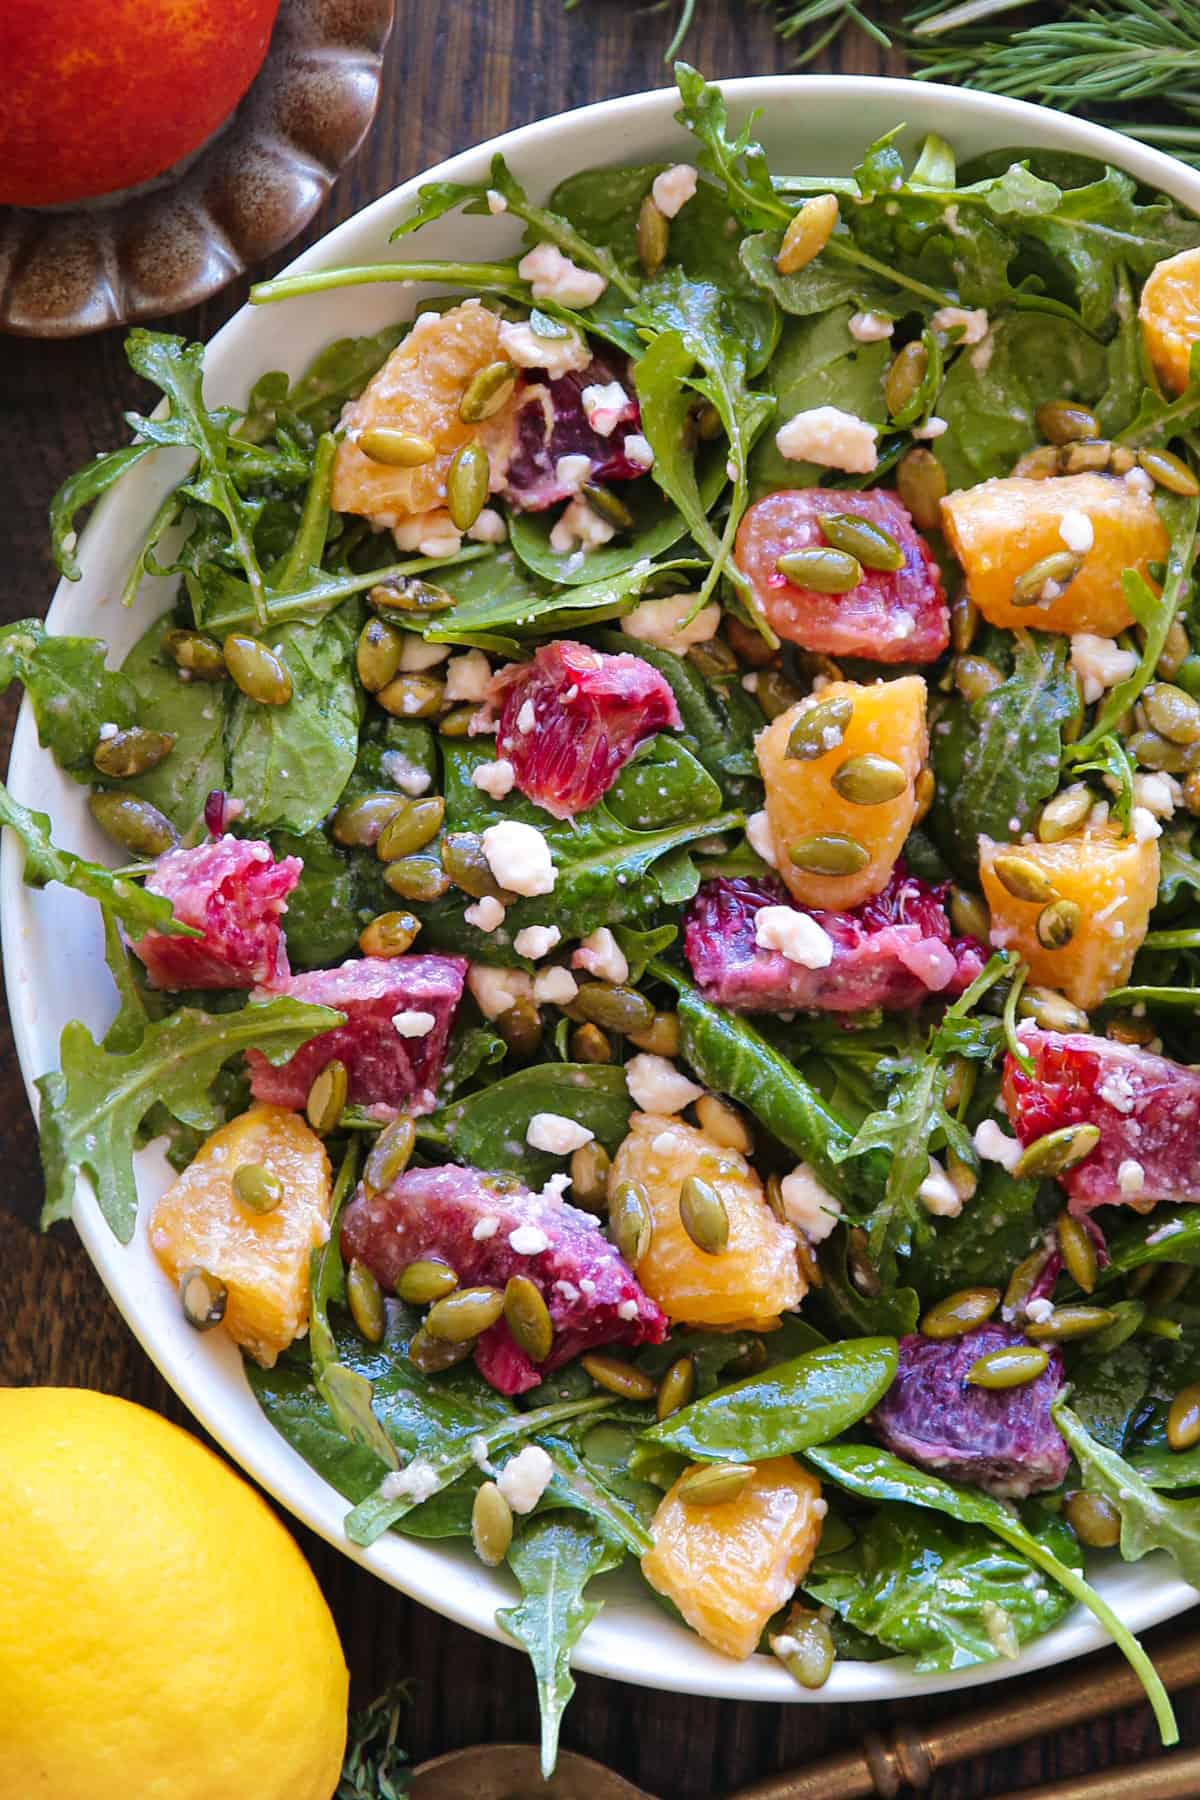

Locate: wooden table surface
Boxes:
[1,2,1195,1793]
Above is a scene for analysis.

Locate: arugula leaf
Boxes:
[807,1441,1177,1745]
[906,1161,1044,1298]
[417,1064,633,1188]
[630,330,736,598]
[1054,1401,1200,1588]
[739,230,900,320]
[0,780,187,941]
[805,1504,1078,1672]
[1097,1206,1200,1281]
[809,1230,920,1340]
[49,444,159,580]
[1068,1344,1153,1454]
[499,1516,624,1781]
[240,324,406,444]
[424,550,702,645]
[673,64,788,231]
[747,307,891,498]
[1,619,136,777]
[37,996,342,1242]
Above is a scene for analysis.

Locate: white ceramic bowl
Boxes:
[5,75,1198,1706]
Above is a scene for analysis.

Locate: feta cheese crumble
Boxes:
[573,926,629,986]
[526,1113,594,1155]
[775,405,878,475]
[468,507,508,545]
[497,1444,555,1513]
[848,311,894,342]
[754,904,835,970]
[652,163,698,218]
[481,820,556,896]
[778,1164,842,1242]
[919,1157,963,1217]
[1070,632,1138,706]
[467,965,533,1018]
[625,1053,705,1115]
[473,1215,500,1240]
[464,895,506,933]
[555,452,592,492]
[1118,1157,1146,1196]
[1025,1297,1055,1325]
[746,809,778,869]
[517,699,537,734]
[498,317,590,378]
[514,924,561,960]
[381,1459,441,1504]
[623,433,655,470]
[932,305,989,344]
[581,380,629,438]
[621,591,721,649]
[617,1297,640,1321]
[444,649,492,704]
[509,1222,553,1255]
[533,966,578,1006]
[973,1119,1022,1172]
[486,188,508,214]
[393,1011,436,1037]
[1058,509,1095,555]
[518,243,607,309]
[550,498,616,554]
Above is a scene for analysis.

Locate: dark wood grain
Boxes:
[0,4,1194,1794]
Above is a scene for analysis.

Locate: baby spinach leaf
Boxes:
[1,619,136,777]
[747,307,890,498]
[424,549,701,646]
[228,600,364,835]
[417,1064,632,1188]
[499,1515,624,1782]
[607,736,723,831]
[807,1441,1177,1745]
[437,1022,507,1103]
[1054,1400,1200,1588]
[673,64,788,232]
[0,781,187,942]
[119,611,228,833]
[739,231,900,321]
[1067,1344,1153,1454]
[805,1504,1078,1673]
[905,1162,1044,1298]
[49,443,159,580]
[507,453,723,588]
[270,831,367,969]
[595,629,760,806]
[37,996,342,1242]
[645,1338,897,1461]
[809,1231,920,1341]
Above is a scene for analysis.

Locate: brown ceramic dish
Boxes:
[0,0,395,339]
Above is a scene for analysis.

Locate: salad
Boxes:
[10,64,1200,1772]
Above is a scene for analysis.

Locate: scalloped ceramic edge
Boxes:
[4,76,1199,1706]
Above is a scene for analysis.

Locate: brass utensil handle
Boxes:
[992,1748,1200,1800]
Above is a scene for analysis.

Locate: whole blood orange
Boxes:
[0,0,280,206]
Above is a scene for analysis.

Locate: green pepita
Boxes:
[364,1115,416,1196]
[446,441,490,531]
[786,693,854,761]
[356,617,405,693]
[776,546,863,594]
[581,1353,656,1402]
[359,427,437,466]
[224,634,293,705]
[1018,986,1090,1033]
[438,703,478,738]
[1003,1245,1055,1317]
[471,1480,514,1567]
[504,1275,554,1363]
[610,1180,652,1268]
[1128,728,1188,774]
[831,753,909,806]
[895,447,946,532]
[1058,439,1113,476]
[1168,1381,1200,1452]
[397,1258,459,1306]
[440,831,509,900]
[637,193,670,276]
[231,1163,283,1214]
[884,339,927,420]
[425,1285,506,1343]
[1011,551,1083,609]
[164,627,225,680]
[1158,617,1191,680]
[920,1287,1001,1340]
[1025,1304,1118,1343]
[359,910,422,958]
[574,982,655,1035]
[88,791,178,856]
[967,1345,1051,1390]
[569,1141,611,1211]
[788,833,870,877]
[408,1326,473,1373]
[1013,1123,1100,1180]
[992,853,1058,904]
[332,792,406,849]
[499,998,544,1062]
[846,1225,881,1298]
[383,856,451,902]
[1143,682,1200,745]
[459,360,517,423]
[1057,1211,1098,1293]
[1036,400,1100,445]
[656,1355,696,1423]
[1065,1490,1121,1549]
[369,577,455,617]
[582,483,635,530]
[777,193,838,274]
[677,1461,755,1506]
[950,590,978,655]
[179,1267,227,1331]
[375,796,446,863]
[679,1175,729,1256]
[627,1012,680,1057]
[1038,785,1092,844]
[772,1610,835,1691]
[570,1022,612,1064]
[820,512,904,572]
[755,667,805,720]
[1137,447,1200,497]
[347,1258,387,1344]
[948,886,989,941]
[954,654,1004,704]
[305,1059,348,1135]
[92,726,175,779]
[375,671,445,719]
[1036,897,1081,950]
[688,637,739,681]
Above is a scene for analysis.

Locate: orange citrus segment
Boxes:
[1139,247,1200,396]
[331,301,521,524]
[941,472,1167,637]
[641,1456,825,1659]
[757,675,927,911]
[610,1112,805,1330]
[149,1103,332,1367]
[979,826,1160,1011]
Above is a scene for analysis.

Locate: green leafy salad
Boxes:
[14,64,1200,1772]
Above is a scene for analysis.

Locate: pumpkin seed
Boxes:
[398,1258,459,1305]
[627,1012,681,1057]
[1137,447,1200,496]
[775,546,863,594]
[756,667,805,720]
[376,796,446,862]
[637,193,670,276]
[773,1610,836,1691]
[1185,769,1200,817]
[950,590,978,654]
[369,577,455,617]
[1057,1211,1098,1293]
[679,1175,729,1255]
[724,615,777,668]
[1038,784,1092,843]
[819,512,904,572]
[885,339,928,419]
[725,1338,769,1379]
[426,1285,506,1343]
[1014,1122,1100,1180]
[967,1344,1050,1389]
[359,910,422,958]
[459,360,517,423]
[569,1141,611,1211]
[306,1059,348,1135]
[356,617,405,693]
[179,1266,227,1331]
[788,833,870,877]
[912,767,936,825]
[777,193,838,274]
[1149,1263,1193,1307]
[1128,728,1188,773]
[831,753,909,806]
[232,1163,283,1214]
[438,703,478,738]
[440,831,509,900]
[794,1231,823,1289]
[1059,439,1113,475]
[1144,682,1200,745]
[1036,897,1081,950]
[581,1353,656,1402]
[1109,444,1136,474]
[375,671,445,719]
[499,998,544,1061]
[954,653,1004,703]
[1003,1244,1055,1317]
[786,694,854,761]
[695,401,723,440]
[224,634,293,705]
[471,1481,514,1567]
[920,1286,1001,1340]
[1012,444,1060,480]
[1106,1013,1158,1048]
[656,1355,696,1422]
[164,627,225,680]
[581,482,634,531]
[1018,986,1090,1033]
[1036,400,1100,445]
[948,886,989,941]
[570,1022,612,1064]
[332,791,406,849]
[687,638,739,683]
[847,1225,881,1297]
[574,982,655,1035]
[1168,1381,1200,1451]
[992,853,1058,904]
[895,447,946,531]
[88,791,178,856]
[943,1057,972,1113]
[1065,1490,1122,1549]
[383,856,451,902]
[446,441,491,531]
[347,1258,387,1344]
[92,726,175,779]
[408,1327,473,1373]
[610,1180,652,1267]
[1011,550,1083,608]
[1158,616,1191,680]
[694,1094,752,1154]
[677,1461,755,1505]
[1025,1304,1118,1343]
[504,1275,554,1363]
[358,427,437,466]
[364,1115,416,1196]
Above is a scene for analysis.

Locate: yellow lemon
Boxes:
[0,1387,348,1799]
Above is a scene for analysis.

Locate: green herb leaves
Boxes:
[0,781,186,941]
[1054,1400,1200,1587]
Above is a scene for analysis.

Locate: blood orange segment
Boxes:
[149,1104,332,1368]
[757,676,928,912]
[1139,247,1200,396]
[503,355,643,510]
[735,488,948,663]
[641,1456,825,1660]
[331,302,522,525]
[131,838,301,991]
[941,472,1168,637]
[979,827,1159,1011]
[609,1113,805,1330]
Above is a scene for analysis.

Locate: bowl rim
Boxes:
[6,70,1200,1708]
